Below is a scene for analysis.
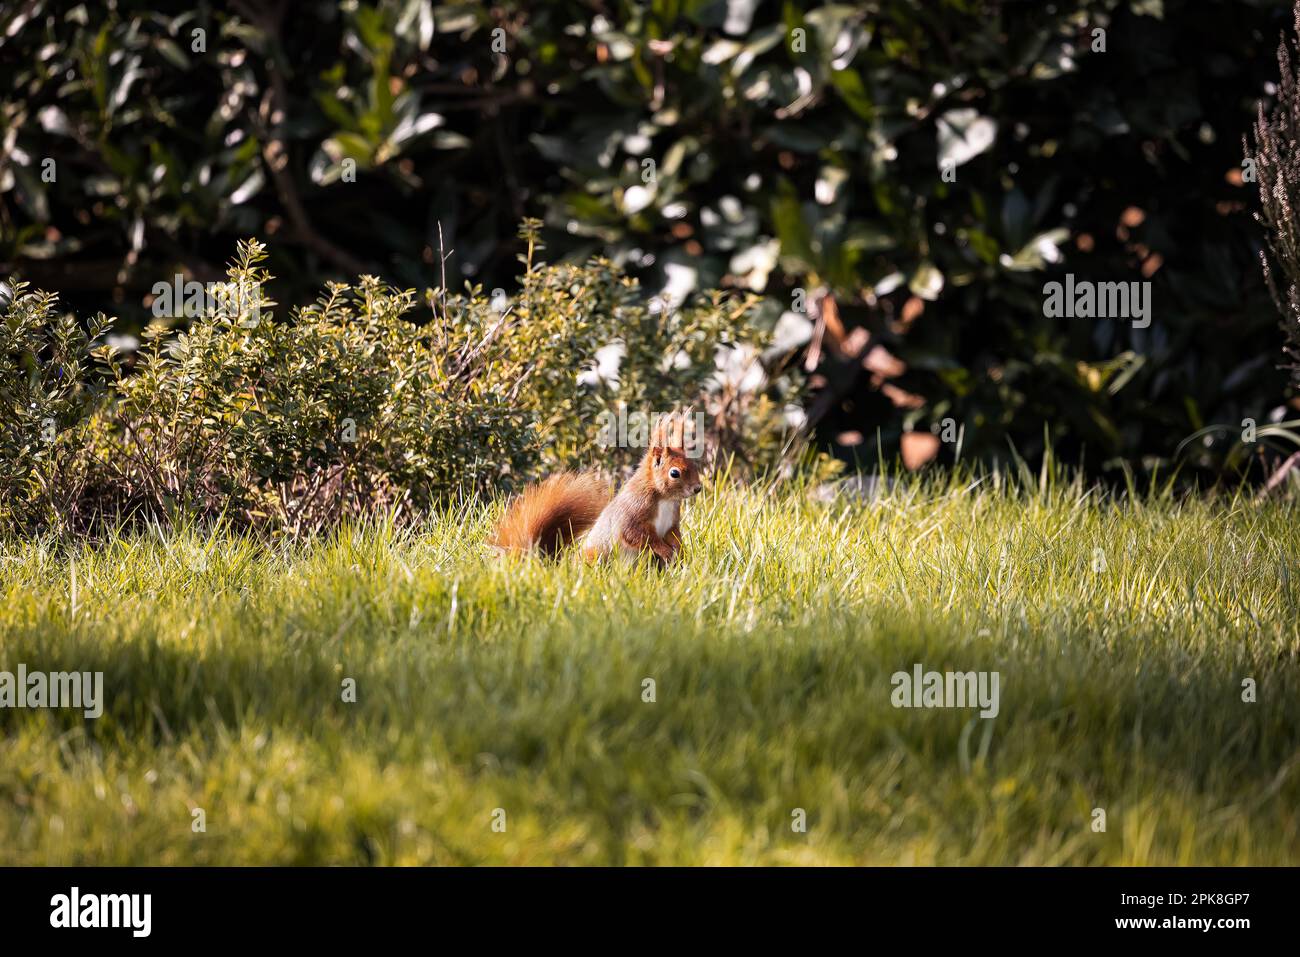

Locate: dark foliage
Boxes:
[0,1,1295,479]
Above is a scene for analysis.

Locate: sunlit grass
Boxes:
[1,468,1297,864]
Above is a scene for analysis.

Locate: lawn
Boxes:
[1,471,1297,865]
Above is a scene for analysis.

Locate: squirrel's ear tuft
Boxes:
[654,410,687,450]
[649,413,668,450]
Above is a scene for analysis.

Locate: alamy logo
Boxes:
[1042,273,1150,328]
[596,407,706,459]
[50,887,151,937]
[150,273,263,322]
[890,663,1000,718]
[0,665,103,718]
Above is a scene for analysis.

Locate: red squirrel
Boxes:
[492,415,703,565]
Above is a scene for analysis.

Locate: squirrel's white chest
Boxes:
[653,500,679,537]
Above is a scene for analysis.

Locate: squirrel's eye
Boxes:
[669,467,681,479]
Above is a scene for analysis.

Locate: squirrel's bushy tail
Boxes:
[492,472,611,556]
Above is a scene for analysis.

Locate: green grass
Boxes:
[1,470,1298,865]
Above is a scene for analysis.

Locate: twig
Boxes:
[1259,449,1300,499]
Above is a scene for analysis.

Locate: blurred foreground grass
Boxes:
[1,471,1297,864]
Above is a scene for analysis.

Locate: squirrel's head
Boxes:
[645,412,704,500]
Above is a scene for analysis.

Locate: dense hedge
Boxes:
[0,1,1295,478]
[1,229,796,535]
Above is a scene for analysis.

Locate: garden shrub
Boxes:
[471,221,805,475]
[2,226,802,536]
[94,239,537,533]
[0,282,113,532]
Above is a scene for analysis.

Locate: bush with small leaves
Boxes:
[98,239,540,534]
[0,282,113,532]
[452,220,806,476]
[3,230,799,536]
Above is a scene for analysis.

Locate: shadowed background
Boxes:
[0,0,1295,479]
